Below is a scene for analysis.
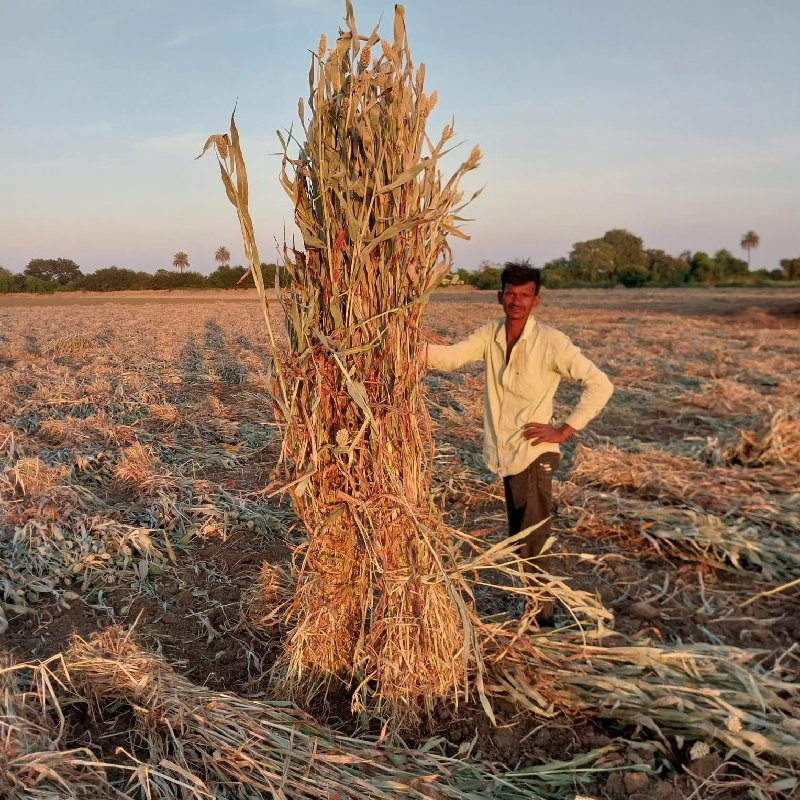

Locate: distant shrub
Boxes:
[616,265,650,288]
[0,267,15,293]
[206,264,249,289]
[259,262,292,289]
[23,275,56,294]
[76,267,152,292]
[470,266,502,290]
[542,259,570,288]
[146,270,206,290]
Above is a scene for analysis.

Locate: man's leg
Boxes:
[504,453,561,622]
[519,452,561,575]
[503,473,526,536]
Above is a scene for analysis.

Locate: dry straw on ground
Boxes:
[561,487,800,581]
[0,656,110,799]
[568,443,793,521]
[202,2,483,714]
[484,630,800,794]
[6,457,66,500]
[113,442,158,490]
[677,377,768,416]
[2,282,799,794]
[2,627,619,800]
[727,406,800,467]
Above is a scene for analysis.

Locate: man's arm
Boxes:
[425,323,492,371]
[522,335,613,445]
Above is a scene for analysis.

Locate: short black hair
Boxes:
[501,260,541,295]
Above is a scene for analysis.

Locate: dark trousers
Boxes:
[503,452,561,579]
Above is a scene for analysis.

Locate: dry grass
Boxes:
[560,487,800,581]
[727,406,800,466]
[113,442,159,490]
[6,457,66,500]
[0,656,110,799]
[678,378,768,415]
[147,403,181,426]
[0,302,280,618]
[44,333,96,356]
[0,423,19,459]
[568,443,786,518]
[242,560,294,630]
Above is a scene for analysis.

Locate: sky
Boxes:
[1,0,798,275]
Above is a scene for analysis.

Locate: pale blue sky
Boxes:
[1,0,798,274]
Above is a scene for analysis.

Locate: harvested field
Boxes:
[1,286,799,799]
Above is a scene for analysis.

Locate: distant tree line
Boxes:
[0,259,291,294]
[455,230,800,290]
[2,233,799,295]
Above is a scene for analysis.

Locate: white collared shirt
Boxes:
[427,314,613,477]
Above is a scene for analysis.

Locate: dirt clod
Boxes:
[686,752,723,780]
[624,771,650,794]
[177,589,193,607]
[628,601,660,621]
[605,772,627,798]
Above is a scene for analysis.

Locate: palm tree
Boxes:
[173,251,189,273]
[740,230,760,269]
[215,246,231,267]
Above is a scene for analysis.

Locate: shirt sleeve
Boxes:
[550,334,614,430]
[426,323,492,371]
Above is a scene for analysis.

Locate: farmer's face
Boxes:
[498,281,540,321]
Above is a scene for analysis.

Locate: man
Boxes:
[426,261,613,624]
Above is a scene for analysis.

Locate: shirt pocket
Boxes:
[509,360,546,399]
